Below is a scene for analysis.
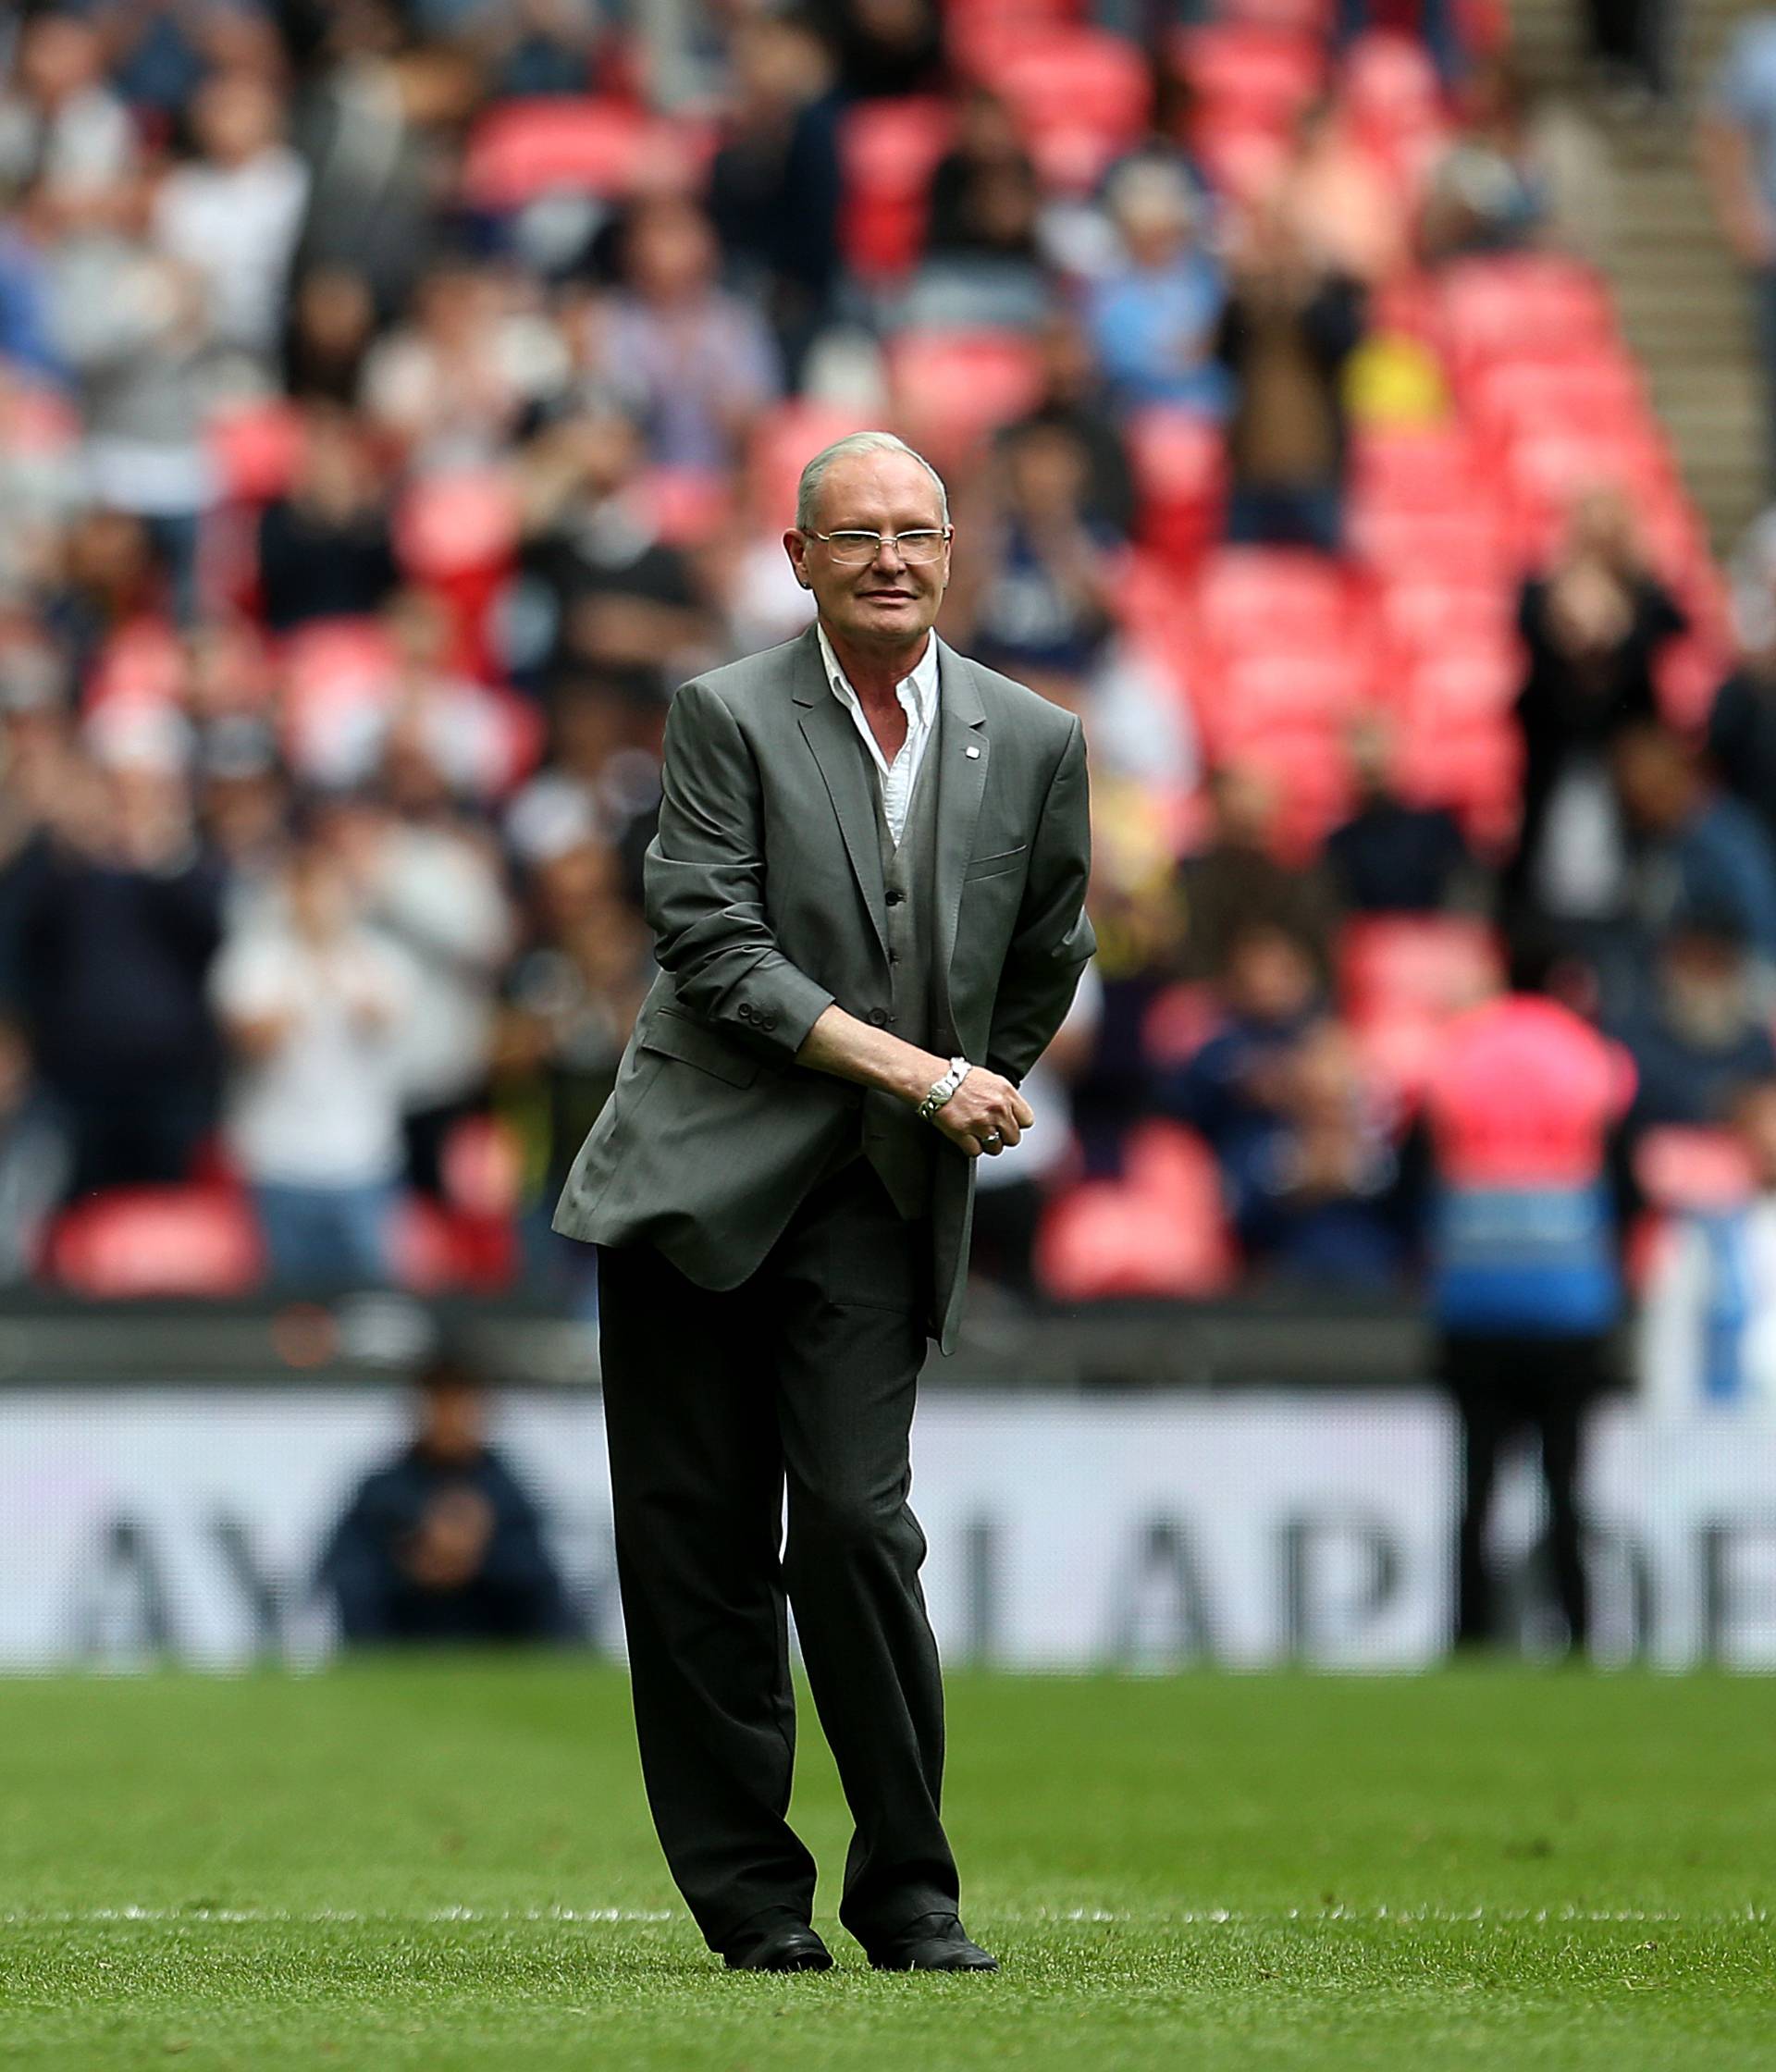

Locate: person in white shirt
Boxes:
[153,70,310,369]
[211,821,414,1288]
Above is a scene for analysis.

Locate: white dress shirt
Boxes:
[816,623,940,845]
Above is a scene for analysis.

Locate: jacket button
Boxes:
[762,1016,777,1031]
[885,889,905,906]
[868,1007,889,1027]
[738,1004,753,1019]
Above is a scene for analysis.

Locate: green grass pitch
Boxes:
[3,1660,1772,2069]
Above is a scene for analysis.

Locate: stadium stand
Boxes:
[0,0,1763,1320]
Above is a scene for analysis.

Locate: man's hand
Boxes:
[929,1066,1034,1159]
[795,1004,1033,1154]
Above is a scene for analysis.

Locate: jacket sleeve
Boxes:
[983,715,1097,1086]
[641,677,835,1063]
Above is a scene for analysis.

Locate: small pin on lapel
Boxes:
[964,745,980,758]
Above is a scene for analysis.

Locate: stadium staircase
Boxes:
[1509,0,1771,552]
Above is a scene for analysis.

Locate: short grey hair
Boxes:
[794,431,950,532]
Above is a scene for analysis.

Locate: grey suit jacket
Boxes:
[551,622,1096,1354]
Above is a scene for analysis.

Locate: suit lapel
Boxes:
[792,625,991,1002]
[932,635,988,1011]
[793,624,890,967]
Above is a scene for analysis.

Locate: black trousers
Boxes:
[594,1157,957,1952]
[1442,1332,1606,1653]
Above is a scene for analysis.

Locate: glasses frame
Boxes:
[802,525,955,565]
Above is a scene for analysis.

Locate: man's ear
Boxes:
[783,529,810,589]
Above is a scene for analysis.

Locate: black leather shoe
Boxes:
[867,1913,998,1972]
[722,1923,833,1973]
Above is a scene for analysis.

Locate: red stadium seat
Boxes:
[1338,31,1449,181]
[748,401,874,527]
[1192,548,1357,648]
[1036,1122,1238,1300]
[1440,255,1614,366]
[635,465,734,547]
[45,1187,265,1298]
[884,328,1046,461]
[461,97,705,211]
[1634,1127,1757,1214]
[1339,914,1504,1024]
[1388,716,1523,844]
[208,399,303,505]
[1175,23,1326,130]
[840,96,954,281]
[987,29,1153,191]
[1189,111,1293,204]
[1140,981,1225,1071]
[394,469,521,585]
[1128,409,1226,567]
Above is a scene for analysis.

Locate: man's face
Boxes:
[784,451,950,655]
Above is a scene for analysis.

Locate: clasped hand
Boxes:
[927,1067,1034,1158]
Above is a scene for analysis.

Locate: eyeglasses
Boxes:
[803,527,953,566]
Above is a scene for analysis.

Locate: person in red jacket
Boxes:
[1421,937,1636,1655]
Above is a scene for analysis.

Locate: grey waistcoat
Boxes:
[857,726,944,1219]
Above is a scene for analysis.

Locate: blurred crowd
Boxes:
[0,0,1773,1390]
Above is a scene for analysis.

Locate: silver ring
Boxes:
[984,1130,1002,1147]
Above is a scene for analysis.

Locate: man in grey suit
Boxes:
[553,431,1095,1974]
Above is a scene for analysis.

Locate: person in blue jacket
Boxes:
[317,1345,579,1646]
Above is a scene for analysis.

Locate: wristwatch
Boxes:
[918,1055,973,1122]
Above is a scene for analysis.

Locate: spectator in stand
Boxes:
[4,705,225,1199]
[1326,715,1473,913]
[1640,1074,1776,1415]
[40,507,162,692]
[917,87,1050,329]
[1704,16,1776,492]
[574,194,781,473]
[950,418,1122,680]
[1215,196,1364,554]
[1086,158,1229,419]
[1335,0,1468,87]
[709,11,842,387]
[511,395,715,686]
[316,1342,578,1645]
[1612,722,1776,969]
[282,262,377,405]
[1421,57,1549,261]
[322,739,514,1203]
[503,665,663,900]
[256,401,400,632]
[495,826,652,1279]
[1224,1018,1410,1288]
[0,11,136,209]
[997,309,1135,537]
[1608,903,1776,1133]
[289,24,479,324]
[362,253,567,469]
[194,714,290,923]
[1275,96,1412,290]
[153,69,311,375]
[810,0,944,99]
[211,813,413,1286]
[970,961,1103,1303]
[1172,762,1340,984]
[1159,917,1324,1155]
[43,166,216,621]
[1422,934,1636,1656]
[473,0,600,98]
[1504,487,1686,935]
